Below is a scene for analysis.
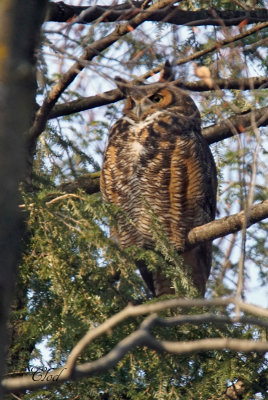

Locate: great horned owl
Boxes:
[100,62,217,297]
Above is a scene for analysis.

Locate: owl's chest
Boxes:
[115,115,176,168]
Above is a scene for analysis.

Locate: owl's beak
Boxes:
[133,103,143,120]
[133,100,150,120]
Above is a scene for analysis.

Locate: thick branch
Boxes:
[49,77,268,119]
[3,336,267,392]
[47,2,268,26]
[2,298,268,392]
[187,200,268,247]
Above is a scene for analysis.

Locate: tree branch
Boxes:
[203,106,268,144]
[58,172,101,195]
[187,200,268,247]
[49,77,268,119]
[29,18,268,157]
[47,2,268,27]
[2,297,268,392]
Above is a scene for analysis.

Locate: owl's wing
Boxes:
[151,119,217,297]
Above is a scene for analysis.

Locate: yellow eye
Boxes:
[150,94,163,103]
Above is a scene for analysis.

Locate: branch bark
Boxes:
[186,200,268,247]
[47,2,268,26]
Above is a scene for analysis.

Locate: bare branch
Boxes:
[47,2,268,27]
[2,297,268,392]
[180,76,268,92]
[156,314,268,329]
[27,0,177,156]
[4,335,267,392]
[149,337,268,354]
[49,77,268,119]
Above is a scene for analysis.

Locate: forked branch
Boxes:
[2,297,268,393]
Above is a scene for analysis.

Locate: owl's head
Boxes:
[115,61,200,122]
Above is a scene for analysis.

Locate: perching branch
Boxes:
[186,200,268,248]
[2,297,268,392]
[23,192,268,263]
[47,2,268,27]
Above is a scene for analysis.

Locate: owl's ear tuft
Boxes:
[159,60,175,83]
[114,76,129,95]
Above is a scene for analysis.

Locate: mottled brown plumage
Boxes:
[101,64,217,297]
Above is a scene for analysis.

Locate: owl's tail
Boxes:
[136,242,212,297]
[136,259,174,297]
[153,270,175,297]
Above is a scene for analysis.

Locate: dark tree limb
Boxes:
[58,172,101,195]
[47,2,268,26]
[49,88,123,119]
[179,76,268,92]
[49,77,268,119]
[203,106,268,144]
